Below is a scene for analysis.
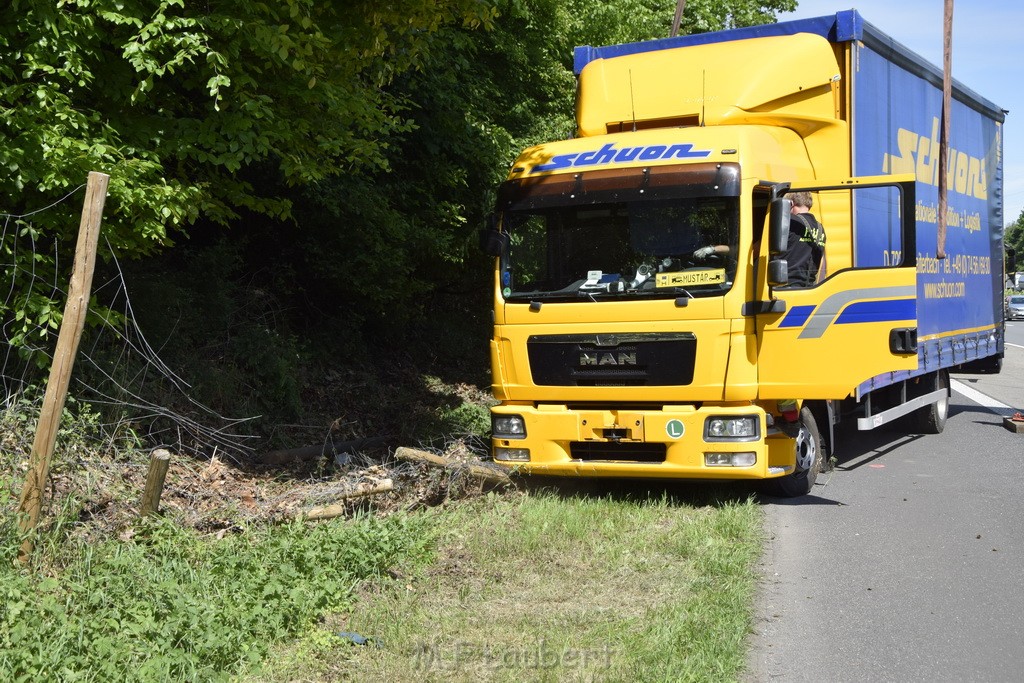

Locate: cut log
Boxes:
[301,480,394,520]
[394,447,513,486]
[462,462,515,486]
[395,447,449,468]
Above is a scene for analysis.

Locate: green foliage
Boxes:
[266,0,799,327]
[440,401,492,437]
[0,512,434,680]
[1,0,498,229]
[562,0,796,50]
[1,0,496,354]
[1,391,140,467]
[1006,210,1024,269]
[423,376,494,438]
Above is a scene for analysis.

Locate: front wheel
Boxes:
[763,406,822,498]
[911,369,949,434]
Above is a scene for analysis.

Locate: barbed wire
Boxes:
[2,188,258,462]
[0,185,86,219]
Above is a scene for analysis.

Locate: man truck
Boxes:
[480,11,1007,496]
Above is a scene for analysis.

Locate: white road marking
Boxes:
[951,379,1018,418]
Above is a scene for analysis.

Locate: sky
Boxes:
[775,1,1024,226]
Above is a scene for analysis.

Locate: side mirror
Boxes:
[768,259,789,287]
[1007,247,1017,274]
[768,198,792,256]
[479,227,509,257]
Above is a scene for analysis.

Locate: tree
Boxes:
[265,0,801,325]
[2,0,796,340]
[1006,210,1024,282]
[1,0,495,345]
[1006,211,1024,258]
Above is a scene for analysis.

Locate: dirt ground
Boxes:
[11,439,504,542]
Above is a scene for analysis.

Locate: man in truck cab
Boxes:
[774,191,828,436]
[694,192,825,286]
[784,191,826,286]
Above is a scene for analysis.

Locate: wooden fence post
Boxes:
[140,449,172,517]
[16,171,109,564]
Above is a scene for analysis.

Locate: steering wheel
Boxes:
[687,251,730,270]
[696,251,727,264]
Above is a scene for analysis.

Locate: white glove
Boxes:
[693,246,715,259]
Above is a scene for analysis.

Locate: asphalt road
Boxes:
[747,321,1024,683]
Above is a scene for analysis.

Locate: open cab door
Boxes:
[754,175,919,400]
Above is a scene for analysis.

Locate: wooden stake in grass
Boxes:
[140,449,172,516]
[16,171,109,564]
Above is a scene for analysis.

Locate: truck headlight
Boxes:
[492,415,526,438]
[704,416,759,441]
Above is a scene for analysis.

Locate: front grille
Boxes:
[528,332,696,386]
[570,441,667,462]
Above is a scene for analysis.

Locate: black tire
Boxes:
[763,406,822,498]
[955,355,1002,374]
[911,369,949,434]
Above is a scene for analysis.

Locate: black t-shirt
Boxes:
[786,213,826,286]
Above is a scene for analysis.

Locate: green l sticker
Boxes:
[666,419,685,439]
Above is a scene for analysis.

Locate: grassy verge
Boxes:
[249,485,763,682]
[2,392,763,682]
[0,507,434,681]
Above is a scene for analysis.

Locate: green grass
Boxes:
[1,394,439,682]
[0,511,434,682]
[249,485,763,682]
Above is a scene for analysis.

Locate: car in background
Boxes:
[1007,295,1024,320]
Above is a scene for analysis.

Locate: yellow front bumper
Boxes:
[490,404,795,480]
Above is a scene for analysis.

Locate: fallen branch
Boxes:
[394,447,513,487]
[301,480,394,521]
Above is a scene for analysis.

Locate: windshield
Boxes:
[501,195,739,302]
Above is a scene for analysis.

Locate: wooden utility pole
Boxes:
[16,171,109,564]
[936,0,954,259]
[671,0,687,38]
